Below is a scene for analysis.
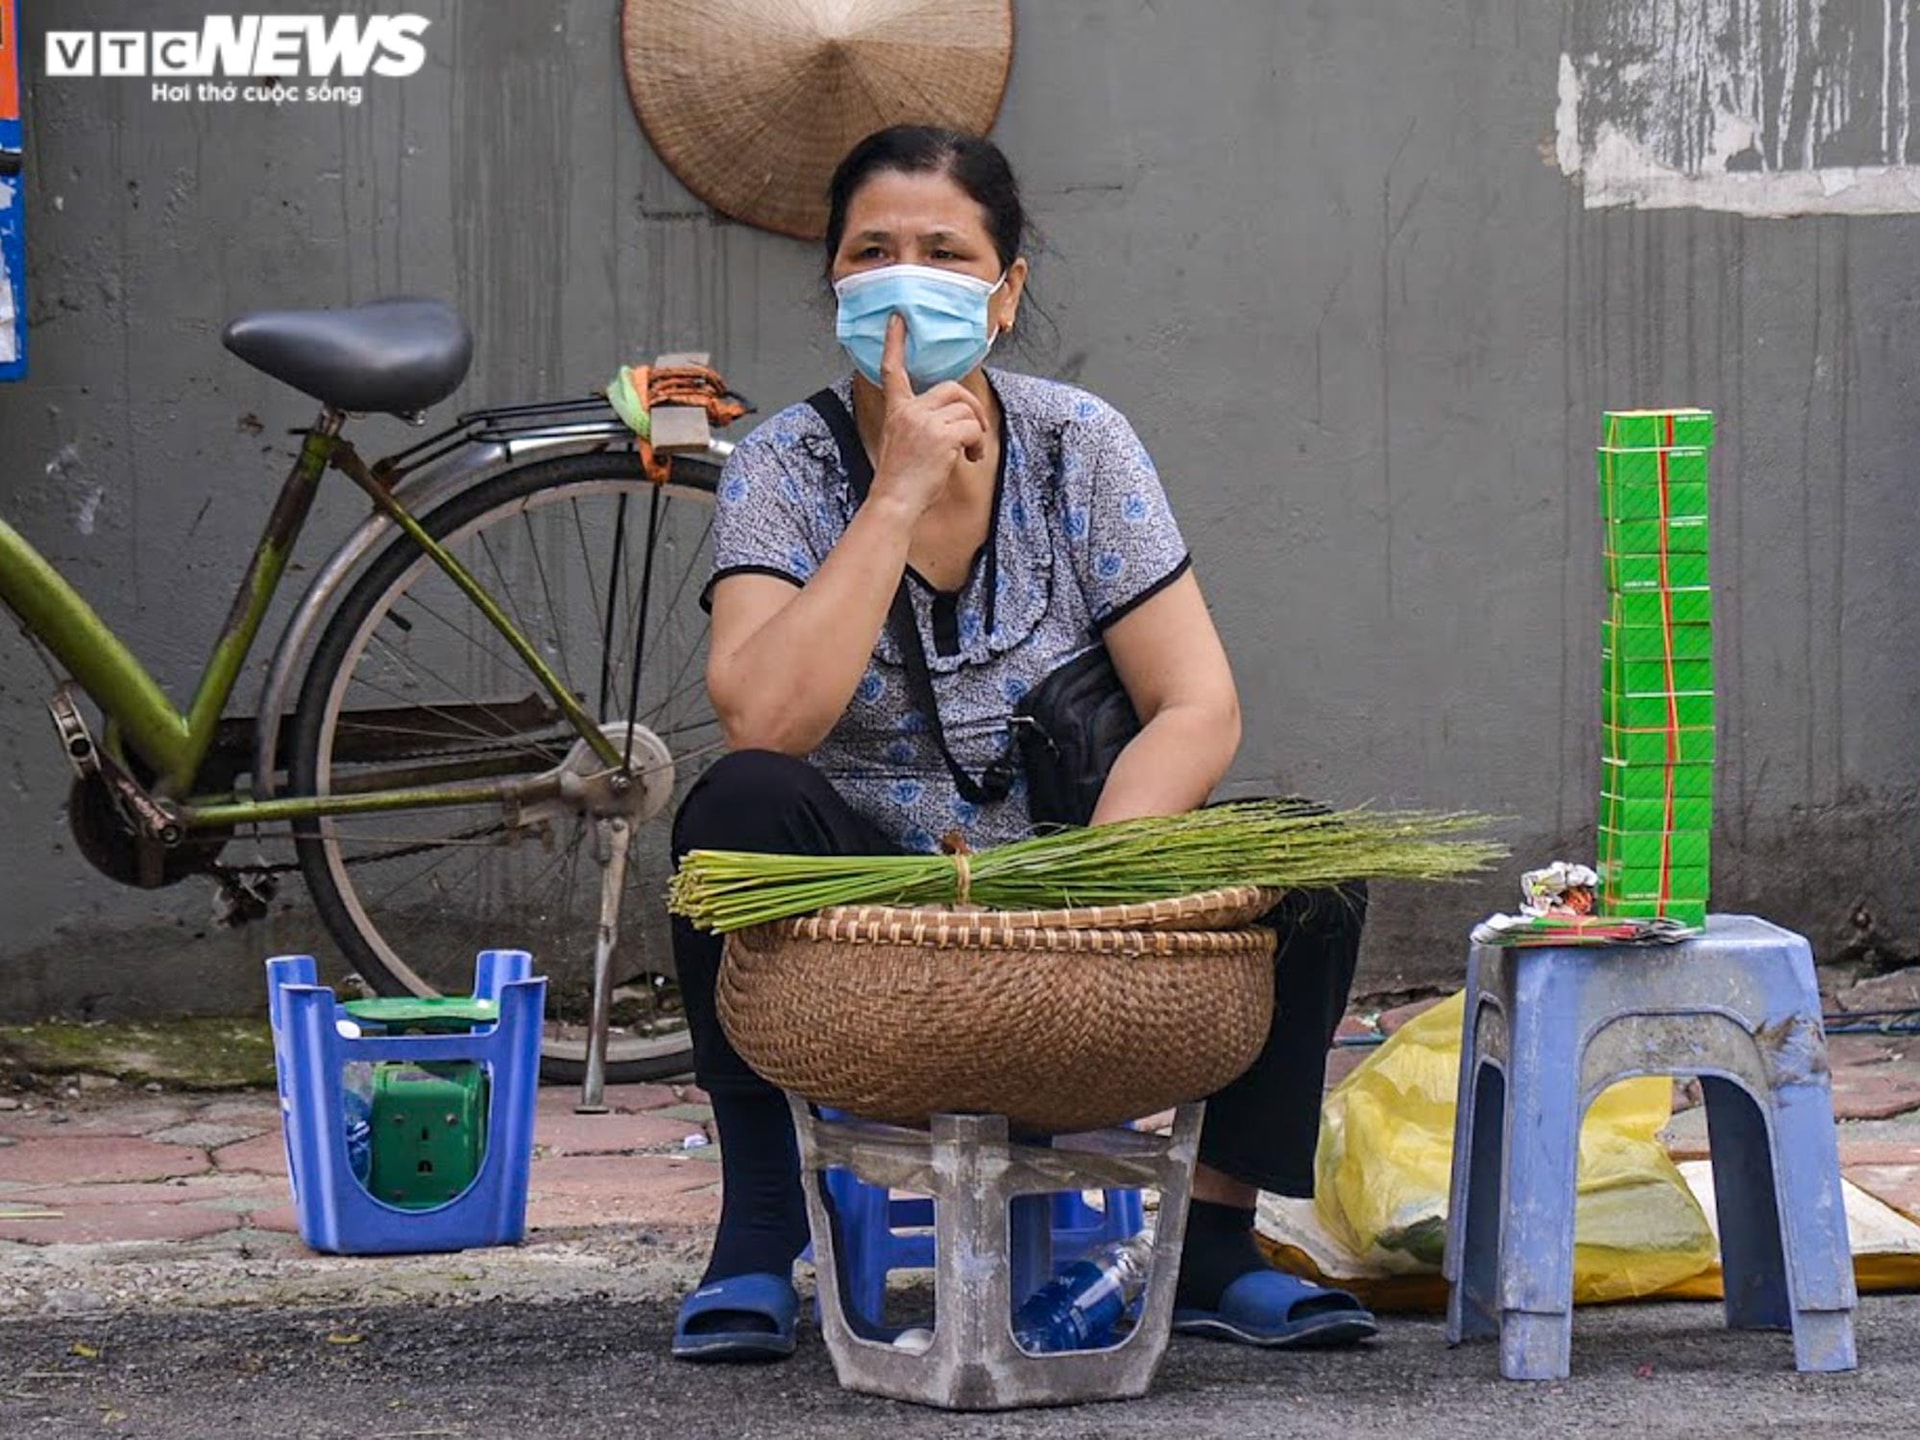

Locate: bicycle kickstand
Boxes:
[576,816,631,1114]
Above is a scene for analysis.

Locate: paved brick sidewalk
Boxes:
[6,985,1920,1269]
[0,1081,723,1249]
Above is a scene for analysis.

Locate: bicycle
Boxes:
[2,297,744,1086]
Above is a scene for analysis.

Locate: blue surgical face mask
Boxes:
[834,263,1007,391]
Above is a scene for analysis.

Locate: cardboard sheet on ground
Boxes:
[1256,991,1920,1311]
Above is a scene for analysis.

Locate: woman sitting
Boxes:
[671,124,1374,1361]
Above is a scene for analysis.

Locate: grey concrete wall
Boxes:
[0,0,1915,1019]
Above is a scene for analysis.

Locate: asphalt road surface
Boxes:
[3,1295,1918,1438]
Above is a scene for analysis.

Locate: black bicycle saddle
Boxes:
[222,298,473,417]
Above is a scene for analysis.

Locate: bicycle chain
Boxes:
[210,729,574,884]
[209,732,560,884]
[211,817,512,884]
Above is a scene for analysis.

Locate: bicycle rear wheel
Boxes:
[289,450,721,1083]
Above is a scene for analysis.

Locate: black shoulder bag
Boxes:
[805,389,1140,829]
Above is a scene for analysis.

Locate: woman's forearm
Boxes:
[709,496,916,754]
[1088,699,1241,826]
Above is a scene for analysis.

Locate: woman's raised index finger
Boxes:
[881,314,914,402]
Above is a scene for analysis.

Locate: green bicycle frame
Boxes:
[0,415,617,828]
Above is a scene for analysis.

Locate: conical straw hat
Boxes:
[622,0,1015,241]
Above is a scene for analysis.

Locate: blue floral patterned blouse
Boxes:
[701,370,1190,852]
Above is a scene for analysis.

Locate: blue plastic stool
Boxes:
[1443,915,1857,1379]
[265,952,545,1255]
[820,1161,1145,1330]
[793,1104,1203,1408]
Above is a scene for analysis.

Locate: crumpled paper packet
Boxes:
[1473,861,1699,947]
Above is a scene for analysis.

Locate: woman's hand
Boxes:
[870,314,989,519]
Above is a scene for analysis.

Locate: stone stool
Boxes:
[1443,914,1857,1379]
[789,1099,1203,1411]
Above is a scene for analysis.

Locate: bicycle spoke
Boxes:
[359,825,490,912]
[517,505,578,701]
[476,528,543,684]
[640,645,708,729]
[598,492,632,719]
[622,487,664,766]
[639,507,714,675]
[385,589,533,684]
[653,714,723,740]
[325,716,568,751]
[570,498,612,703]
[325,829,510,852]
[360,635,564,764]
[614,507,648,697]
[550,829,589,934]
[343,670,538,753]
[508,824,586,913]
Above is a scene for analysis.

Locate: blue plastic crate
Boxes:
[265,952,545,1255]
[810,1108,1145,1330]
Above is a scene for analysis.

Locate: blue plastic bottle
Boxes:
[1012,1233,1154,1353]
[342,1062,374,1185]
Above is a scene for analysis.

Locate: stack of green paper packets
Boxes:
[1597,408,1714,928]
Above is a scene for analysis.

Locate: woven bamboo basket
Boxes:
[716,891,1281,1134]
[805,884,1282,936]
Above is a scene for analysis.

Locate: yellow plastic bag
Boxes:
[1313,991,1718,1302]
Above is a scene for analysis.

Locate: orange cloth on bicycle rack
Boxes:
[611,363,750,484]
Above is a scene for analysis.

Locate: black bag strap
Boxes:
[804,388,1012,806]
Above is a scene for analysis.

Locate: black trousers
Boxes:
[671,750,1365,1196]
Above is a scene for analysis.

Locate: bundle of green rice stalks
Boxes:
[670,800,1507,934]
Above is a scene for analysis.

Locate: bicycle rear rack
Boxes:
[371,395,636,487]
[466,395,636,443]
[373,376,748,491]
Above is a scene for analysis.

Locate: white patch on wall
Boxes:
[1557,0,1920,216]
[74,485,103,537]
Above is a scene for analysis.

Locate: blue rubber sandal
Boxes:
[672,1272,799,1362]
[1172,1270,1379,1349]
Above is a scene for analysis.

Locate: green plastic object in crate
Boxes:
[367,1062,490,1209]
[346,996,499,1030]
[344,996,495,1210]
